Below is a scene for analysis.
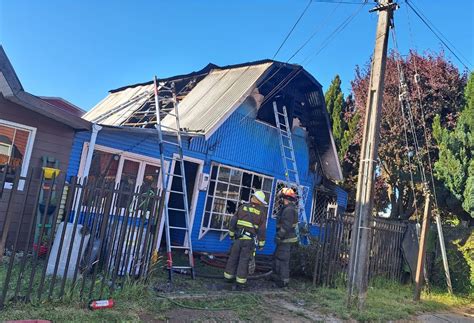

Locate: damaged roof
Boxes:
[83,59,343,181]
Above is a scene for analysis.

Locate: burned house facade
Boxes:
[67,60,347,254]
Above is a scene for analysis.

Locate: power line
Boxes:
[273,0,313,59]
[259,2,366,107]
[312,0,369,4]
[405,0,472,71]
[286,3,342,63]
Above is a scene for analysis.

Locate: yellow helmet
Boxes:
[252,190,267,205]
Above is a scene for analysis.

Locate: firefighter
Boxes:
[272,187,298,288]
[224,191,267,289]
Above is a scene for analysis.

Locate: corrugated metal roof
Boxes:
[83,83,153,125]
[161,62,273,138]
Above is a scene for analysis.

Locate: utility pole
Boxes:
[414,189,431,301]
[347,0,397,309]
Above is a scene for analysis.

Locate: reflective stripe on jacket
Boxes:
[276,204,298,243]
[228,202,267,245]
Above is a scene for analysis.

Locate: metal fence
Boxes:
[0,167,164,308]
[312,214,406,286]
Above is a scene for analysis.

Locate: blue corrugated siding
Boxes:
[334,185,348,210]
[67,102,343,255]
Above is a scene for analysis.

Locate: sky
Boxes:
[0,0,473,111]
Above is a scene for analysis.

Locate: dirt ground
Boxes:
[151,299,474,323]
[411,306,474,323]
[153,293,343,323]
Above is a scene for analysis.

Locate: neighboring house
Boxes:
[68,59,347,255]
[0,46,90,245]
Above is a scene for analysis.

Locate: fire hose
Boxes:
[172,252,273,280]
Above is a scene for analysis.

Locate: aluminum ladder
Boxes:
[153,77,195,281]
[272,101,308,227]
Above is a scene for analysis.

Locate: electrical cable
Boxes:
[404,5,441,212]
[405,0,472,71]
[258,2,366,108]
[273,0,313,60]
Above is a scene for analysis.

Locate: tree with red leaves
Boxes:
[345,50,467,220]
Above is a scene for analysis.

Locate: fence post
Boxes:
[0,170,21,262]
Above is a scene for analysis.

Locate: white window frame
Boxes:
[78,143,165,216]
[0,119,37,190]
[199,162,274,240]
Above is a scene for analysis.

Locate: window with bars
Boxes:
[271,180,309,219]
[310,189,338,224]
[200,163,273,235]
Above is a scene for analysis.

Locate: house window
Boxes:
[0,119,36,188]
[83,145,161,212]
[310,189,338,224]
[271,180,309,219]
[201,163,273,235]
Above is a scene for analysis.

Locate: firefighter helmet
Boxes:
[252,190,267,205]
[279,187,297,200]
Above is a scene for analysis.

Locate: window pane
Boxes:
[0,125,31,179]
[223,214,232,229]
[208,180,216,196]
[242,172,252,187]
[89,150,119,183]
[205,197,213,212]
[263,178,273,192]
[227,184,239,201]
[118,159,140,208]
[218,166,230,182]
[210,213,223,229]
[212,198,226,213]
[142,164,160,193]
[203,212,211,228]
[0,125,15,166]
[226,200,237,215]
[210,165,218,180]
[229,169,242,185]
[252,175,262,190]
[240,187,251,202]
[215,182,228,198]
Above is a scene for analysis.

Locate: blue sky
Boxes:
[1,1,472,111]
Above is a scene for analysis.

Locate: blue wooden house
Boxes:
[66,60,347,255]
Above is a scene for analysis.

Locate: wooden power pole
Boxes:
[347,0,397,309]
[414,190,431,301]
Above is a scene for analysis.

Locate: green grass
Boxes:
[1,254,472,322]
[287,277,473,321]
[0,282,171,322]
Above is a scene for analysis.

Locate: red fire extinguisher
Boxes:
[88,299,115,310]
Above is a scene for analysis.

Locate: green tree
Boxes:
[433,72,474,222]
[325,75,347,160]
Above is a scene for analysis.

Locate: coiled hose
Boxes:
[172,252,273,280]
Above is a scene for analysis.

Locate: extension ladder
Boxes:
[153,77,195,281]
[272,101,308,227]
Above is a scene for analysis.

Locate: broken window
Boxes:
[271,180,309,219]
[200,163,273,238]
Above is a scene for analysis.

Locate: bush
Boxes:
[428,225,474,295]
[290,243,318,278]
